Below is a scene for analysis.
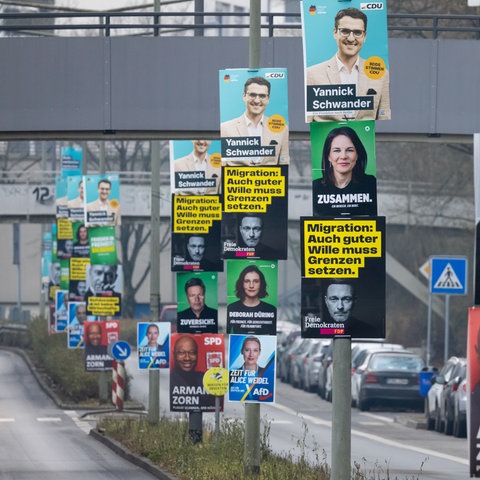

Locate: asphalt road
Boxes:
[126,357,470,479]
[0,349,158,480]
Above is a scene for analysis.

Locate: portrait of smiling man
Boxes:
[305,7,390,121]
[220,75,289,165]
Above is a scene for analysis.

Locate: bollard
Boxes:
[112,360,125,411]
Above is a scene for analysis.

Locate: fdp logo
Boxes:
[360,2,384,10]
[265,72,285,79]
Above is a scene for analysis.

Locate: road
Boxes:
[0,349,157,480]
[0,348,470,479]
[126,357,470,479]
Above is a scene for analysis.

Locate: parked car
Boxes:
[425,356,463,431]
[351,344,408,407]
[352,350,425,411]
[291,338,323,390]
[276,327,301,378]
[303,340,330,393]
[316,341,333,399]
[288,338,313,388]
[437,358,466,435]
[278,335,303,383]
[351,341,405,376]
[453,376,467,438]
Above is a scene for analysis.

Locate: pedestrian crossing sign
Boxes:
[430,256,467,295]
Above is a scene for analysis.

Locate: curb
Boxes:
[394,414,427,430]
[90,428,179,480]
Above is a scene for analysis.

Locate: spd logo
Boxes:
[265,72,285,79]
[360,2,384,10]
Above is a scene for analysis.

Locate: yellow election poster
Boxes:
[300,216,385,339]
[171,194,223,272]
[221,165,288,260]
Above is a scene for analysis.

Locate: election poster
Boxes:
[176,272,218,334]
[55,175,68,218]
[69,253,89,302]
[222,165,288,260]
[301,0,390,122]
[170,140,222,195]
[171,199,223,272]
[84,320,119,372]
[170,333,225,412]
[88,226,117,264]
[55,289,69,332]
[85,264,122,317]
[84,174,121,227]
[311,120,377,217]
[226,260,278,335]
[219,68,289,166]
[67,175,85,222]
[300,217,385,338]
[228,334,276,403]
[56,217,74,260]
[59,258,70,291]
[67,301,88,349]
[71,222,90,259]
[137,322,170,369]
[61,145,82,177]
[468,307,480,476]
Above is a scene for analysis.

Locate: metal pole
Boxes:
[444,295,450,364]
[39,142,47,319]
[98,140,108,403]
[148,139,161,424]
[426,292,432,367]
[331,337,351,480]
[244,0,261,475]
[194,0,204,37]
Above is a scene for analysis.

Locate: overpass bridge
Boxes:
[0,10,477,321]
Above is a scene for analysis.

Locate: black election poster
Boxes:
[222,165,288,260]
[300,216,385,339]
[171,194,223,272]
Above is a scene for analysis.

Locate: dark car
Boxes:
[353,350,425,411]
[438,358,466,435]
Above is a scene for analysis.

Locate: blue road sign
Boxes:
[430,257,467,295]
[111,340,131,360]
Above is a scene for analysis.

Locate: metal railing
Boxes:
[0,11,479,39]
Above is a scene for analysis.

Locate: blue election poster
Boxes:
[137,322,170,369]
[228,334,276,403]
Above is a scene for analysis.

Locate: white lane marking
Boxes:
[360,412,394,423]
[0,418,15,422]
[358,421,386,426]
[64,410,93,434]
[267,402,468,466]
[37,417,62,422]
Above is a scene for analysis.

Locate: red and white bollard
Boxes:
[112,359,125,411]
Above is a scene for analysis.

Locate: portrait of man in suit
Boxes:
[220,76,289,166]
[173,140,221,195]
[305,7,390,122]
[86,178,121,226]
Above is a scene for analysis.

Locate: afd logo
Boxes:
[265,72,285,79]
[360,2,384,10]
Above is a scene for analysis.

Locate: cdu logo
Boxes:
[360,2,384,10]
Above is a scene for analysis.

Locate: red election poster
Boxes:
[170,333,225,412]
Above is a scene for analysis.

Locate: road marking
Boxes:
[360,412,394,423]
[0,418,15,422]
[37,417,62,422]
[64,410,93,434]
[358,421,386,426]
[268,402,468,466]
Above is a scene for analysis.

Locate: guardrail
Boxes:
[0,11,479,39]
